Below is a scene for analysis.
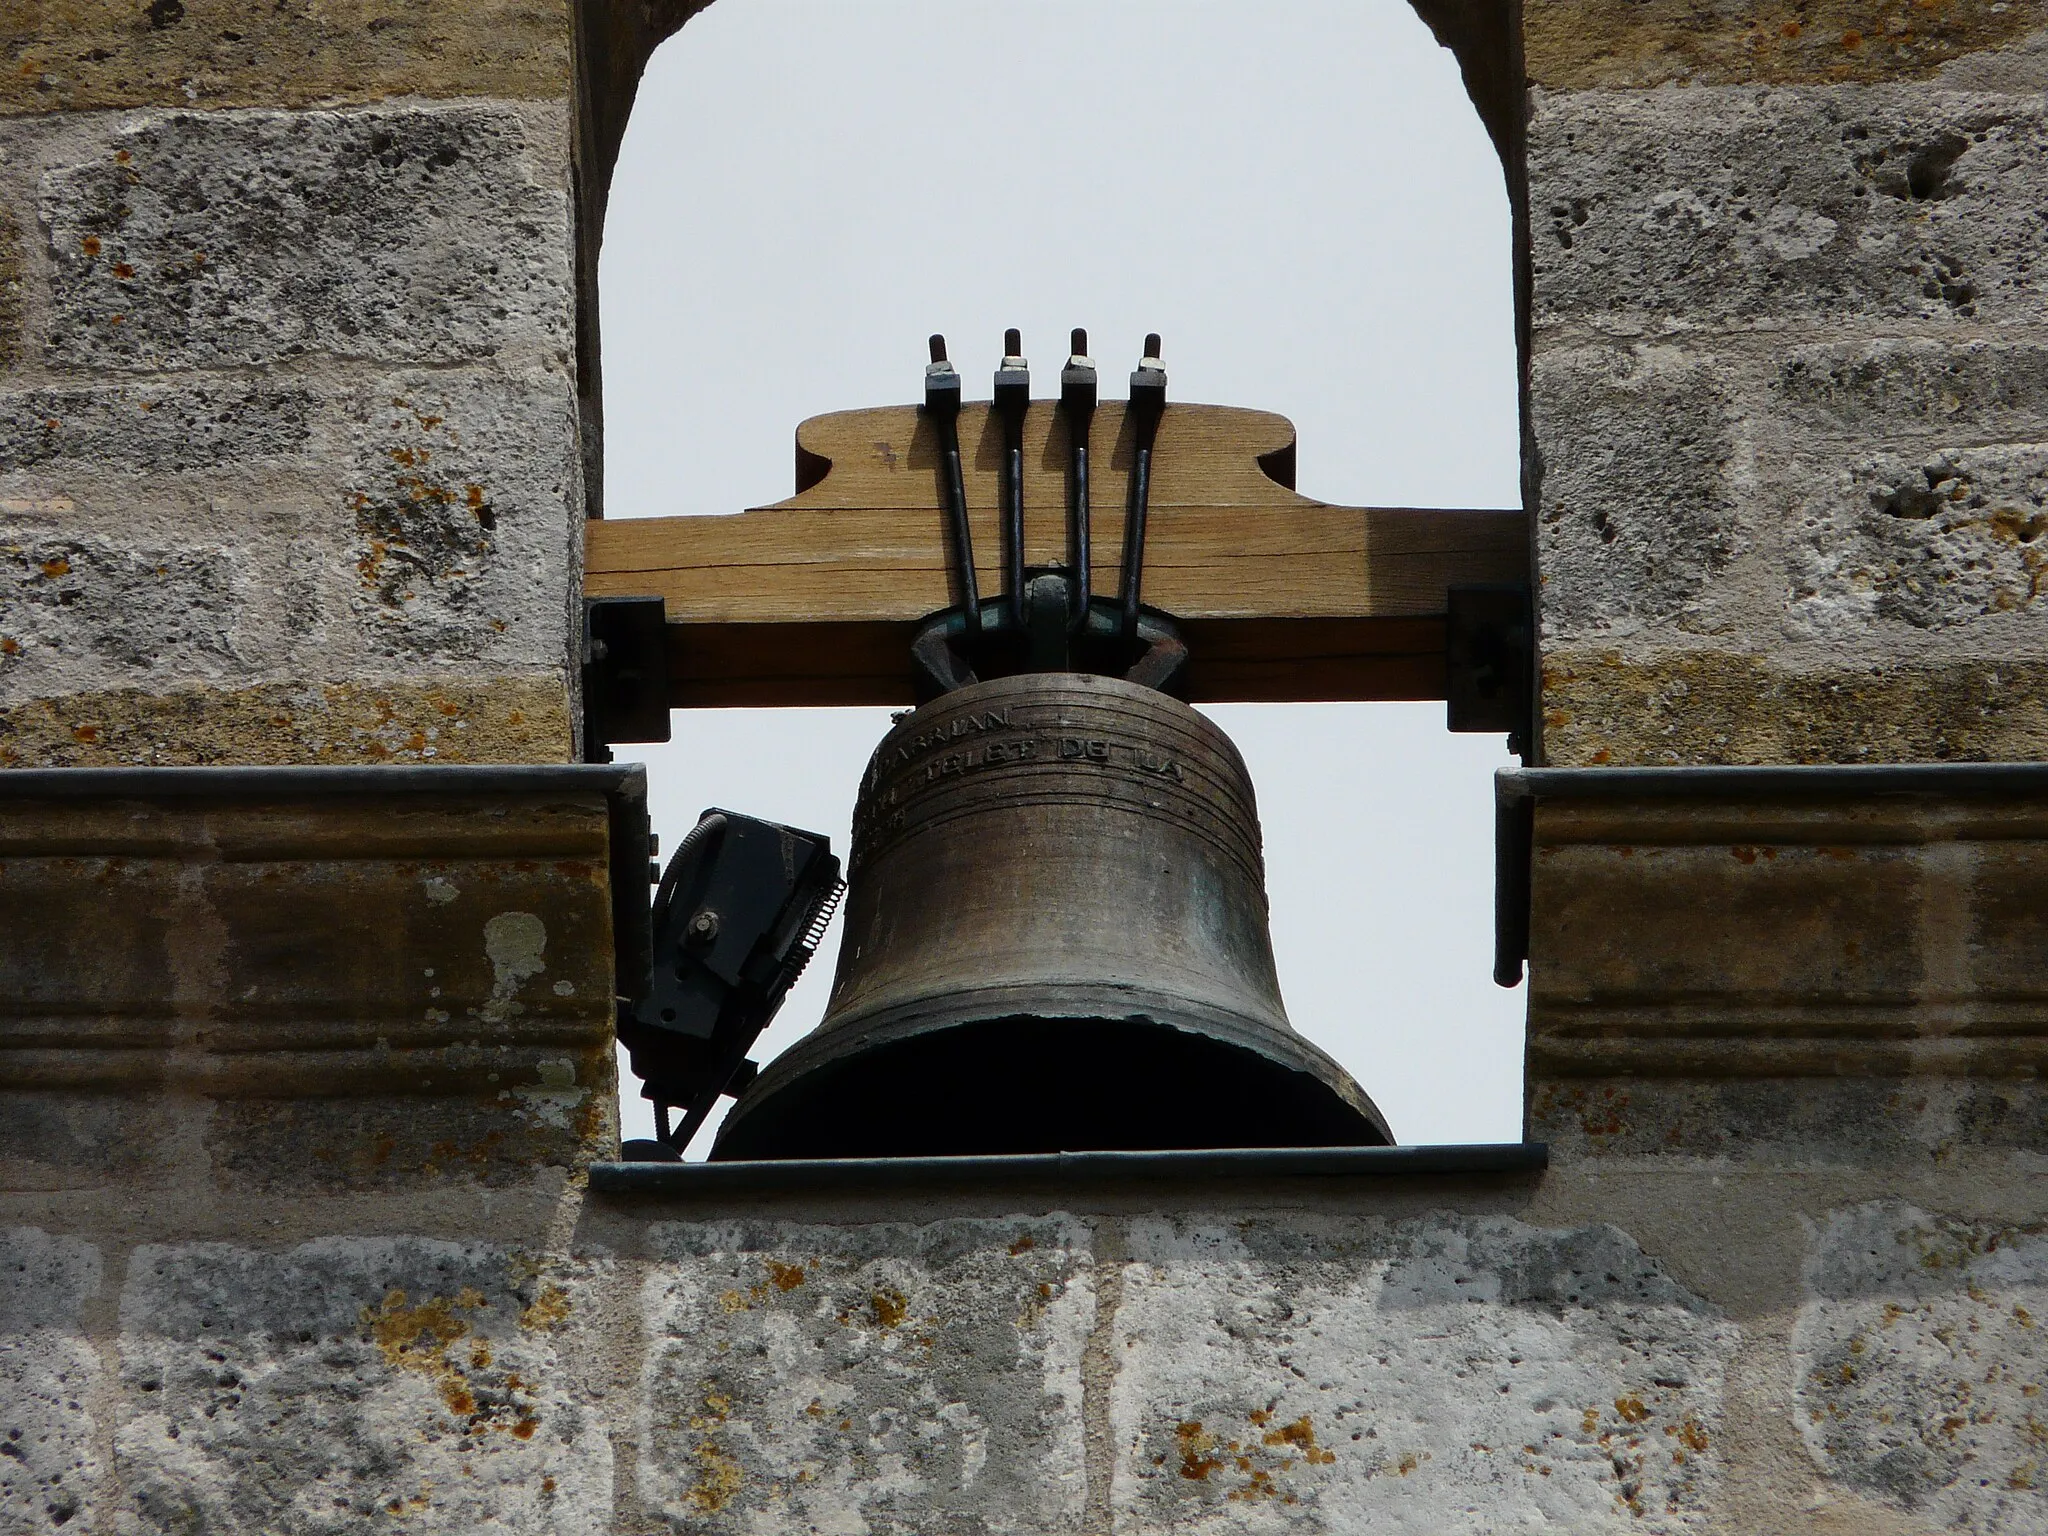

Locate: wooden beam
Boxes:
[585,402,1525,708]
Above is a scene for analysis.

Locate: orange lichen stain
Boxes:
[465,484,486,509]
[1262,1415,1336,1465]
[720,1290,752,1314]
[112,262,134,279]
[1842,28,1863,46]
[1780,19,1802,36]
[1177,1421,1224,1481]
[870,1289,908,1329]
[1731,845,1758,864]
[511,1417,539,1440]
[687,1443,743,1512]
[39,556,69,578]
[42,418,59,430]
[766,1261,806,1292]
[71,725,98,744]
[1009,1235,1036,1255]
[1675,1417,1709,1453]
[2017,1306,2035,1328]
[0,637,19,655]
[540,1477,557,1495]
[804,1398,825,1417]
[1615,1395,1651,1424]
[1582,1407,1602,1435]
[80,236,100,256]
[519,1283,571,1331]
[1396,1452,1424,1475]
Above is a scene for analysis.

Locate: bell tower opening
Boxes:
[597,0,1521,1154]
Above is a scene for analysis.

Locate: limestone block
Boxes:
[38,105,571,371]
[3,0,573,115]
[0,678,573,767]
[1539,649,2048,765]
[0,1228,103,1535]
[1108,1215,1736,1533]
[1774,340,2048,443]
[340,369,581,667]
[638,1217,1093,1533]
[1796,1203,2048,1526]
[115,1237,610,1536]
[3,530,248,686]
[0,383,315,474]
[1787,441,2048,636]
[1523,773,2048,1157]
[0,195,20,373]
[1524,0,2045,89]
[1532,346,1738,638]
[1530,87,2048,334]
[0,768,629,1188]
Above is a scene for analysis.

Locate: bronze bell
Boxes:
[711,672,1392,1159]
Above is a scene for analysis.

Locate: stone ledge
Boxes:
[0,763,647,1191]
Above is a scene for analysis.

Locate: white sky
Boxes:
[598,0,1524,1153]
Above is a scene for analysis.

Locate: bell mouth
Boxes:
[710,1011,1393,1161]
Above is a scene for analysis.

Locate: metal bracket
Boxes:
[1446,584,1532,754]
[582,595,670,763]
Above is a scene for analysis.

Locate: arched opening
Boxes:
[595,0,1523,1152]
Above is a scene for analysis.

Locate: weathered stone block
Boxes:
[1539,649,2048,766]
[1784,441,2048,637]
[0,195,21,373]
[1525,0,2046,89]
[116,1237,610,1536]
[1532,347,1739,638]
[1774,339,2048,442]
[39,105,571,371]
[3,0,574,115]
[0,382,315,474]
[0,768,631,1188]
[2,529,247,685]
[1108,1214,1736,1532]
[1523,771,2048,1158]
[1531,88,2048,333]
[0,1227,104,1534]
[1796,1203,2048,1525]
[0,678,574,767]
[637,1217,1093,1533]
[340,370,581,666]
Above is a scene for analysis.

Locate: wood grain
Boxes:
[586,401,1525,707]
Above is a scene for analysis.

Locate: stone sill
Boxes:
[587,1142,1549,1196]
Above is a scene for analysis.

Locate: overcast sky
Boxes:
[599,0,1523,1154]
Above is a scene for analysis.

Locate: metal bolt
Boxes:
[686,908,721,944]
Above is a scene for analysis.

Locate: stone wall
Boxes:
[14,1162,2048,1535]
[1,4,585,765]
[1525,0,2048,765]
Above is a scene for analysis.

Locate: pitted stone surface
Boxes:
[1533,346,1738,637]
[1774,340,2048,442]
[1788,442,2048,635]
[0,1228,104,1535]
[3,0,574,115]
[341,370,580,665]
[639,1218,1092,1535]
[3,531,246,688]
[1531,88,2048,332]
[1107,1215,1736,1534]
[0,384,315,474]
[1796,1203,2048,1529]
[39,106,571,371]
[115,1238,609,1536]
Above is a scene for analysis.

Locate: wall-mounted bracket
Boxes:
[582,595,671,763]
[1446,583,1531,751]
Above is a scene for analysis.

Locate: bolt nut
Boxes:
[686,909,721,945]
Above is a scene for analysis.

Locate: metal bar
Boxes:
[1060,329,1097,632]
[923,335,980,634]
[1120,335,1167,639]
[994,328,1031,632]
[590,1141,1549,1194]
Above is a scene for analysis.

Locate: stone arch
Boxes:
[565,0,1526,510]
